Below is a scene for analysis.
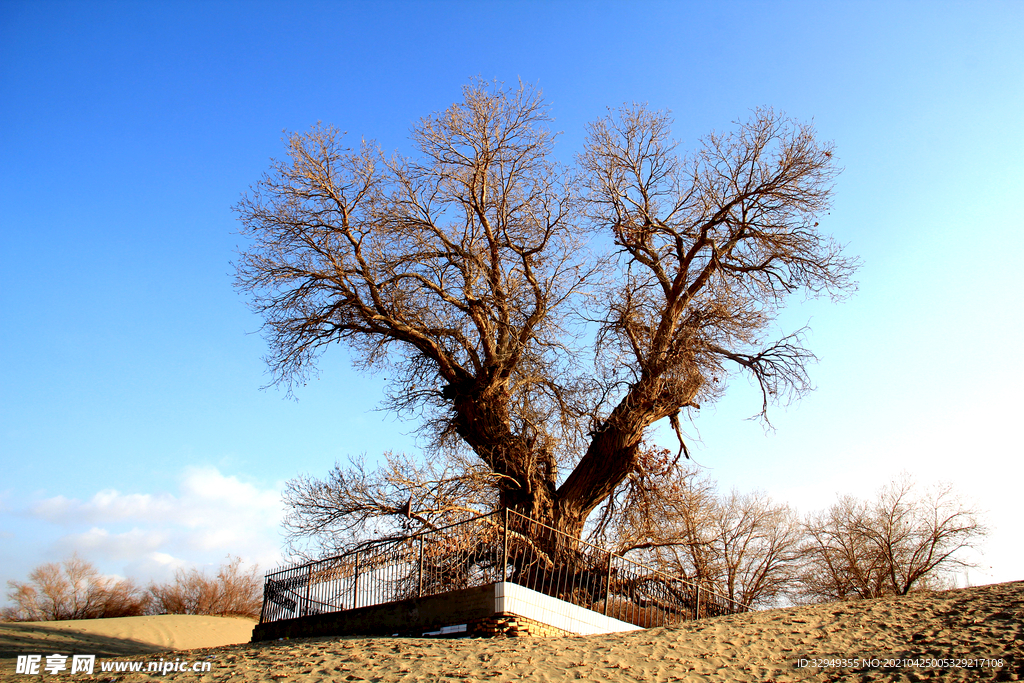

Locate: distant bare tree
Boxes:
[236,80,858,549]
[799,495,886,601]
[148,556,262,619]
[2,554,149,621]
[713,489,801,607]
[798,475,987,602]
[592,447,798,607]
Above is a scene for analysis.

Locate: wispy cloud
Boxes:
[30,492,178,524]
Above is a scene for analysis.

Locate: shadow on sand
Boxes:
[0,622,171,659]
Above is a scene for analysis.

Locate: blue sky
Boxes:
[1,0,1021,592]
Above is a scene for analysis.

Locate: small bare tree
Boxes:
[591,445,720,584]
[236,80,858,550]
[3,554,149,621]
[797,496,876,602]
[798,475,986,602]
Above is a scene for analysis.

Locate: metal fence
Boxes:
[259,509,747,629]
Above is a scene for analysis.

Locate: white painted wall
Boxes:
[494,582,642,636]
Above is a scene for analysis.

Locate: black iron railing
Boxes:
[259,509,747,628]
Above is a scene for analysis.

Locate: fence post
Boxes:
[694,582,701,621]
[353,553,360,610]
[303,565,312,617]
[418,536,424,597]
[502,508,509,583]
[258,577,268,624]
[603,551,612,616]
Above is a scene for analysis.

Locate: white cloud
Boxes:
[16,466,286,583]
[121,552,191,585]
[30,491,178,524]
[64,526,169,558]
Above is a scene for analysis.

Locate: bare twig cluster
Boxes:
[281,450,499,558]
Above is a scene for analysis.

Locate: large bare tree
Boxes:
[235,81,858,549]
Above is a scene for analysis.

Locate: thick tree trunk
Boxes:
[453,375,698,545]
[449,385,559,526]
[555,376,701,539]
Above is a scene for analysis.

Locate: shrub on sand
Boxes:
[148,556,261,619]
[2,554,150,621]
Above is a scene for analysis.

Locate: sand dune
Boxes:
[2,581,1021,681]
[0,614,255,659]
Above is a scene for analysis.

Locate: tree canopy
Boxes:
[234,81,859,550]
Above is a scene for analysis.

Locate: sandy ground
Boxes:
[1,581,1021,682]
